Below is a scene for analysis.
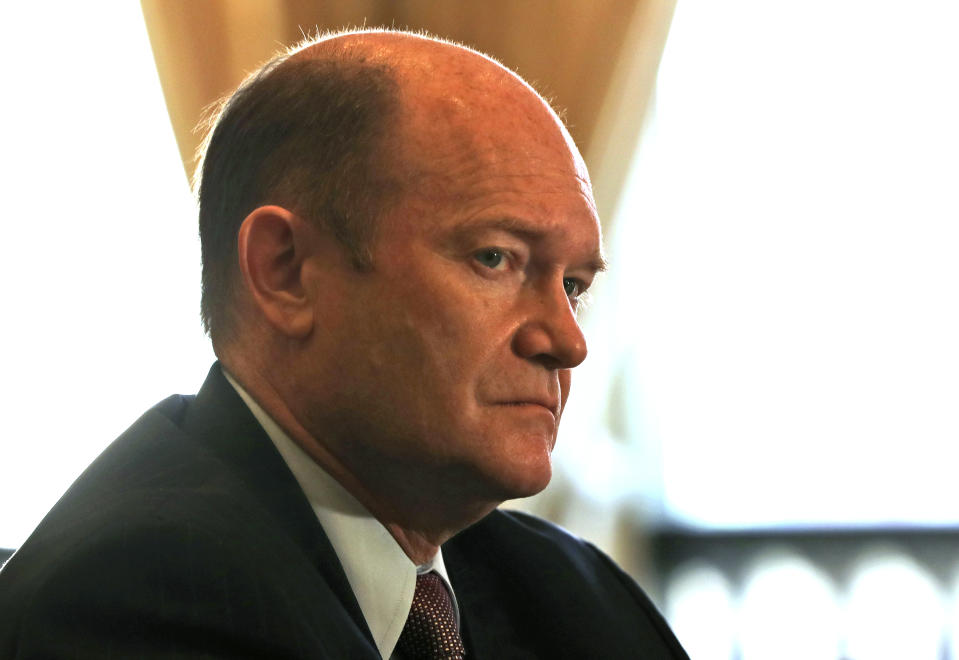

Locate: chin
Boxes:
[504,472,552,501]
[447,413,557,503]
[482,441,555,502]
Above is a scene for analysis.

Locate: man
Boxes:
[0,30,687,659]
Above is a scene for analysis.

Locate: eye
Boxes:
[563,277,582,298]
[474,248,507,270]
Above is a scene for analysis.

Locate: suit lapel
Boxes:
[182,363,375,646]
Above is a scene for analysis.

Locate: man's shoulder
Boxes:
[452,507,618,574]
[444,508,689,659]
[0,389,264,597]
[1,366,320,581]
[0,377,375,658]
[7,392,234,552]
[448,508,641,594]
[471,507,588,545]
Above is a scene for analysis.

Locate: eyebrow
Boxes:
[454,216,609,274]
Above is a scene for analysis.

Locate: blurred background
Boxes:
[1,2,957,658]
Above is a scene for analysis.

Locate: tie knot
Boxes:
[396,571,465,659]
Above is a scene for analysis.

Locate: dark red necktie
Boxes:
[395,571,466,659]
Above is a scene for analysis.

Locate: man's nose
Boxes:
[512,281,588,369]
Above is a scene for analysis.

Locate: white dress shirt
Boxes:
[223,372,459,659]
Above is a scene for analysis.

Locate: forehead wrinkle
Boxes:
[415,148,595,200]
[448,186,599,234]
[394,80,580,175]
[422,133,584,171]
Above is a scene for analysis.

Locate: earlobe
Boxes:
[236,205,315,339]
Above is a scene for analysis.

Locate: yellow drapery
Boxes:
[140,0,674,224]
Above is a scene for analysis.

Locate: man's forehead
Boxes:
[294,30,599,253]
[393,71,586,190]
[294,31,572,158]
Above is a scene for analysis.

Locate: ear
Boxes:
[236,205,316,339]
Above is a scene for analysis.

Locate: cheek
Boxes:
[362,257,517,398]
[559,370,572,410]
[368,296,476,391]
[396,279,501,358]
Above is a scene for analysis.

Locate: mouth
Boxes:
[500,400,560,420]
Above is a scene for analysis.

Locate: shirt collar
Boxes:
[223,371,457,659]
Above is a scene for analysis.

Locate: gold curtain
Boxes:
[140,0,673,223]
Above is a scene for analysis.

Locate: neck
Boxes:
[221,355,498,564]
[386,525,446,565]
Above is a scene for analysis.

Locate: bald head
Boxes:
[196,29,588,348]
[300,31,588,194]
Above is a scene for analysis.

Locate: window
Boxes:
[565,0,959,530]
[0,3,213,549]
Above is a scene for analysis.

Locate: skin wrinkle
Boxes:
[412,138,597,223]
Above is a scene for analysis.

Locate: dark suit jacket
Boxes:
[0,364,687,659]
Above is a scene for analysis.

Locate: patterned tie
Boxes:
[396,571,466,659]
